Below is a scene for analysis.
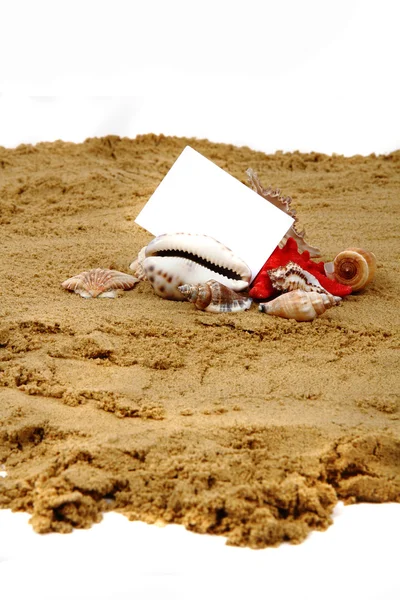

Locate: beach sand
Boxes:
[0,134,399,548]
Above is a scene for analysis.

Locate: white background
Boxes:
[0,0,399,154]
[0,1,399,599]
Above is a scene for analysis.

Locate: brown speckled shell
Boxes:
[132,233,251,300]
[178,280,252,313]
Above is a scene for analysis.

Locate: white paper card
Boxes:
[135,146,294,281]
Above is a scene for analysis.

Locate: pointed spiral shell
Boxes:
[268,261,327,294]
[330,248,377,292]
[259,290,340,321]
[178,279,252,313]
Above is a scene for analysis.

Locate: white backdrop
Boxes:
[0,1,399,599]
[1,0,399,154]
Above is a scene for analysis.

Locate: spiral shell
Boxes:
[268,261,327,294]
[326,248,377,292]
[178,279,252,313]
[259,290,341,321]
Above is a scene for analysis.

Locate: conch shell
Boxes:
[178,279,252,313]
[130,233,251,300]
[324,248,377,292]
[259,289,341,321]
[246,169,321,258]
[268,261,327,294]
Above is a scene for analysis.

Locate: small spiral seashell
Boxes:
[268,261,327,294]
[61,268,139,298]
[178,279,252,313]
[327,248,377,292]
[259,290,341,321]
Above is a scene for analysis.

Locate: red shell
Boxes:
[250,238,352,300]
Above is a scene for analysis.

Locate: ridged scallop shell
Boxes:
[268,261,327,294]
[259,290,341,321]
[61,268,139,298]
[178,279,252,313]
[131,233,252,300]
[325,248,377,292]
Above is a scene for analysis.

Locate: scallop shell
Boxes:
[259,290,341,321]
[325,248,377,292]
[268,261,327,294]
[132,233,252,300]
[61,268,139,298]
[178,279,252,313]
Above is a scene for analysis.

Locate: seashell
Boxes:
[178,279,252,313]
[246,169,321,257]
[129,246,147,281]
[250,237,352,300]
[61,268,139,298]
[131,232,252,300]
[268,261,328,294]
[324,248,377,292]
[259,289,341,321]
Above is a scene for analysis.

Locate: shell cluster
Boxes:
[178,280,252,313]
[61,171,376,323]
[127,232,376,321]
[61,268,139,298]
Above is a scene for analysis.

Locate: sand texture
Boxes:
[0,134,399,548]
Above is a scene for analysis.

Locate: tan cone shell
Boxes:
[259,290,340,321]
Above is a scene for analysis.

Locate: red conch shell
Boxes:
[249,238,353,300]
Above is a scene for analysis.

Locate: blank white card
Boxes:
[135,146,294,281]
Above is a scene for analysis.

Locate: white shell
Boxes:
[133,233,252,300]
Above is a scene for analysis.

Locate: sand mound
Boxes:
[0,135,399,547]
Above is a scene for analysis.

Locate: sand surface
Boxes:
[0,134,399,548]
